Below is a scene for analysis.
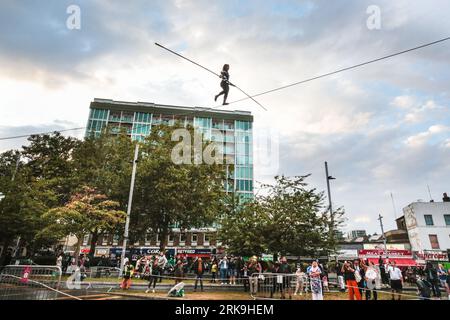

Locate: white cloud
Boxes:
[391,95,416,109]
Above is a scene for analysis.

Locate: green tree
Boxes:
[71,131,134,256]
[21,132,80,206]
[37,186,126,264]
[218,199,267,256]
[219,175,344,257]
[0,150,55,262]
[132,124,226,250]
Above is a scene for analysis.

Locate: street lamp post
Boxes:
[119,144,140,276]
[324,161,336,237]
[378,213,388,257]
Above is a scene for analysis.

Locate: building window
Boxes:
[144,233,151,245]
[82,234,89,246]
[113,234,119,245]
[180,233,186,244]
[429,234,440,249]
[444,215,450,226]
[204,234,210,244]
[424,215,434,226]
[192,233,198,243]
[168,234,174,244]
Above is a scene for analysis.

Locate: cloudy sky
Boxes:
[1,0,449,234]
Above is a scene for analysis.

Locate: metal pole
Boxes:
[12,155,21,258]
[119,144,139,275]
[325,162,333,215]
[325,162,333,237]
[378,214,387,257]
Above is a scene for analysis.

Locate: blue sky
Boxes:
[0,0,449,234]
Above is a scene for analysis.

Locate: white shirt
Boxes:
[389,267,402,280]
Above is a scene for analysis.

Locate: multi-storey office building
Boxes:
[83,98,254,258]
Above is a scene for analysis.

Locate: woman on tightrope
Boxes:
[215,64,233,105]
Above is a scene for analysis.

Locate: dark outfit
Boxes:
[147,262,159,290]
[192,260,205,291]
[425,266,441,298]
[215,70,230,104]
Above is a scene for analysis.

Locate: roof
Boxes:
[91,98,253,122]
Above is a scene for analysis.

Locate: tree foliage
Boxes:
[219,175,344,257]
[37,186,126,263]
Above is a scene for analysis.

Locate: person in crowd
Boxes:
[210,260,218,283]
[321,264,329,292]
[145,256,159,293]
[388,261,403,300]
[335,261,345,292]
[56,253,63,270]
[219,256,229,285]
[228,256,237,285]
[308,260,323,300]
[425,262,441,299]
[191,257,205,292]
[157,251,168,283]
[241,264,250,292]
[353,259,365,298]
[378,256,388,286]
[437,264,447,289]
[235,256,245,284]
[364,261,380,300]
[342,261,361,300]
[278,256,292,299]
[174,259,184,285]
[294,265,306,296]
[248,256,262,295]
[416,274,432,300]
[445,269,450,300]
[121,260,133,290]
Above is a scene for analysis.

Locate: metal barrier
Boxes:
[86,267,121,278]
[249,273,298,299]
[0,265,79,300]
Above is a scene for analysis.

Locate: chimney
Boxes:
[443,193,450,202]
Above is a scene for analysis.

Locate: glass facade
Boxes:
[86,103,254,201]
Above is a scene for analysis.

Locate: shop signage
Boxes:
[413,250,448,262]
[358,249,412,258]
[363,244,405,250]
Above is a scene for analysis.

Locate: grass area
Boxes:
[106,289,417,300]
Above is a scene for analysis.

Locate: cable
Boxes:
[223,36,450,106]
[0,127,86,141]
[155,42,267,111]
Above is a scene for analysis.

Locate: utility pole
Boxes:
[119,144,139,276]
[325,162,336,238]
[378,213,388,257]
[12,155,21,258]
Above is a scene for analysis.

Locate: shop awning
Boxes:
[367,258,416,266]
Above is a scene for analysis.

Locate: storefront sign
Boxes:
[363,244,405,250]
[413,250,448,262]
[177,248,211,257]
[358,249,412,258]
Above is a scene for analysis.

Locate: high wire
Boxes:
[3,37,448,141]
[222,36,450,106]
[155,42,268,111]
